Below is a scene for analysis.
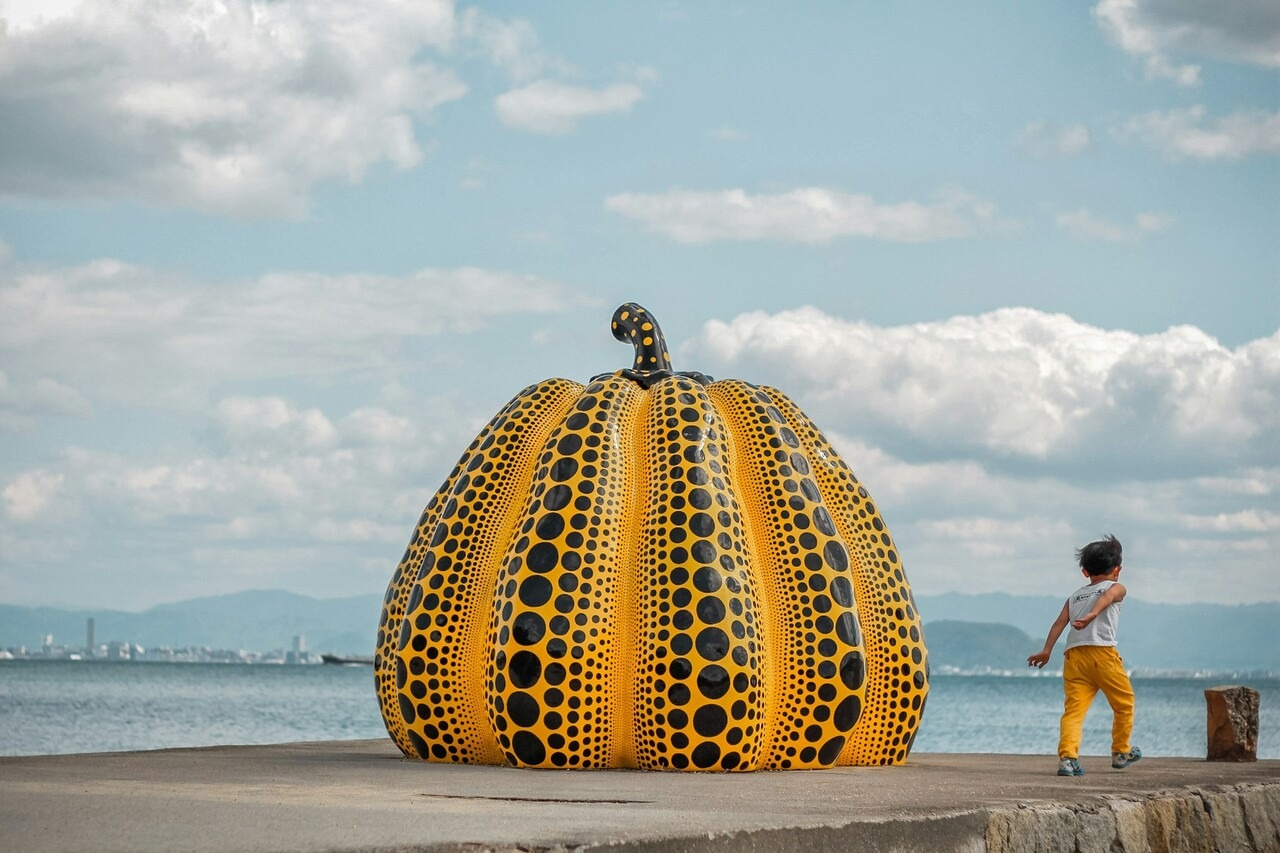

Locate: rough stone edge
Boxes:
[344,783,1280,853]
[985,782,1280,853]
[355,810,990,853]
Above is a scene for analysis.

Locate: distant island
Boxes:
[1,589,1277,674]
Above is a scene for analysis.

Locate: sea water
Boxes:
[1,660,1277,759]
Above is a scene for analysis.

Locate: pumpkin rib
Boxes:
[377,499,443,757]
[376,383,553,757]
[765,388,929,766]
[631,376,769,771]
[610,379,648,768]
[396,378,583,764]
[485,376,644,769]
[707,380,869,769]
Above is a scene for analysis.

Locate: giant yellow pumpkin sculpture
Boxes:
[376,303,927,771]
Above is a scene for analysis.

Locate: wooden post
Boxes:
[1204,685,1259,762]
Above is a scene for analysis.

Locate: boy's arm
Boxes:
[1027,600,1070,668]
[1070,582,1126,630]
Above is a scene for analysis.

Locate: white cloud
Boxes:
[0,370,91,429]
[605,187,1002,244]
[1181,509,1280,533]
[457,8,574,83]
[1094,0,1280,85]
[0,386,488,605]
[785,431,1280,605]
[685,307,1280,470]
[1056,208,1175,241]
[1015,122,1091,157]
[0,0,465,216]
[0,255,583,413]
[2,469,64,521]
[495,80,645,134]
[1122,106,1280,160]
[215,397,338,454]
[0,0,81,30]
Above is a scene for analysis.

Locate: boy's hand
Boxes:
[1071,614,1095,630]
[1027,650,1050,668]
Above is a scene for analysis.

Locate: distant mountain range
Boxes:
[918,592,1280,673]
[2,589,1276,672]
[0,590,376,655]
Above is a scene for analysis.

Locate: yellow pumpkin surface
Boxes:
[376,304,928,770]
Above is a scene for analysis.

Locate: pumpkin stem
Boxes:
[612,303,672,372]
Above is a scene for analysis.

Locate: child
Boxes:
[1027,535,1142,777]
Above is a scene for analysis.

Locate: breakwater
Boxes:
[1,740,1277,851]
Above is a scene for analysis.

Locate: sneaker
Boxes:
[1112,747,1142,769]
[1057,758,1085,776]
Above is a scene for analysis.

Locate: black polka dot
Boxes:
[556,434,582,455]
[508,651,542,688]
[691,741,721,769]
[507,691,540,727]
[829,576,854,607]
[543,485,572,510]
[551,458,578,482]
[692,566,722,592]
[813,506,836,536]
[512,731,546,765]
[695,627,729,661]
[823,540,849,572]
[513,612,546,645]
[527,542,558,572]
[696,597,726,624]
[690,513,715,537]
[836,612,862,647]
[839,651,866,690]
[519,576,553,607]
[691,541,717,564]
[697,665,730,700]
[819,736,845,764]
[693,705,728,737]
[535,513,565,540]
[834,695,861,731]
[406,730,429,759]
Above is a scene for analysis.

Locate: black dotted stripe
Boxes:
[765,387,928,766]
[708,380,868,770]
[484,377,645,768]
[632,376,768,771]
[395,378,583,764]
[375,385,550,757]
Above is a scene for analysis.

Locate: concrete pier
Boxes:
[2,740,1278,852]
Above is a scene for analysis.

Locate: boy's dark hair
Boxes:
[1076,534,1122,576]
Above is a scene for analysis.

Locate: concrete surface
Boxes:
[2,739,1278,852]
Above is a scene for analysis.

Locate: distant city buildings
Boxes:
[0,618,323,664]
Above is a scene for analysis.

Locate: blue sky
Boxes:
[1,0,1277,613]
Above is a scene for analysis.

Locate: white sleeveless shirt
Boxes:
[1064,579,1122,650]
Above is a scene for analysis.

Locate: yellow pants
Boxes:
[1058,645,1134,759]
